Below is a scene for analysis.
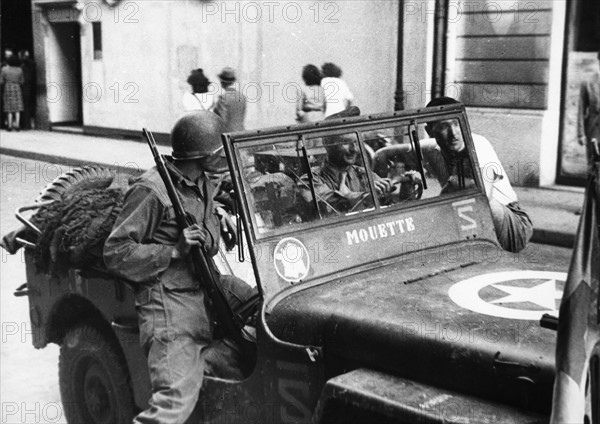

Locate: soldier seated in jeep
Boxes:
[424,96,533,252]
[298,131,395,215]
[298,108,421,216]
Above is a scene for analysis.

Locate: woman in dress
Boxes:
[182,68,217,112]
[296,64,325,123]
[1,55,24,131]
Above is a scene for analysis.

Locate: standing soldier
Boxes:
[104,112,255,423]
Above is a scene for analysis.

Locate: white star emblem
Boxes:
[448,271,567,320]
[490,279,564,311]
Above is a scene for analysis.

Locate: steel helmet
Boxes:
[171,112,224,160]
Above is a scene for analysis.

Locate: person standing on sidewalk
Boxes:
[425,96,533,253]
[1,55,24,131]
[214,67,246,133]
[296,64,325,123]
[104,112,255,423]
[19,50,35,130]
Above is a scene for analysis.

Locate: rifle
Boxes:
[142,128,254,351]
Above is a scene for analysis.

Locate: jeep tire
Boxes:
[38,166,117,202]
[58,324,135,424]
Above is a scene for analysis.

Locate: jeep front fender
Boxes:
[312,368,546,424]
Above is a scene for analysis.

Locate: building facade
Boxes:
[30,0,598,187]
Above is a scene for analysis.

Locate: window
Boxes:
[445,2,554,109]
[92,22,102,60]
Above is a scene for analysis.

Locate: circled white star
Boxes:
[490,280,564,310]
[448,271,567,320]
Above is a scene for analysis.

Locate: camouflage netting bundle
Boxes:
[33,188,125,275]
[1,166,129,275]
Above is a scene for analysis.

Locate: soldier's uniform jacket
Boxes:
[104,164,221,291]
[299,161,383,214]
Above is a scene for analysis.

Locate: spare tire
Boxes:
[37,166,119,202]
[1,167,123,255]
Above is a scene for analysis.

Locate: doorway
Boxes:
[557,0,600,185]
[46,22,82,126]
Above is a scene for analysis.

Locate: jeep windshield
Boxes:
[223,105,496,302]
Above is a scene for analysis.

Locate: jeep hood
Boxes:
[266,247,564,412]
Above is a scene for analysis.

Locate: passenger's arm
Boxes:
[300,169,383,214]
[299,172,363,214]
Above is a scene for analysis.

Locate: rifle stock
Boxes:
[142,128,249,346]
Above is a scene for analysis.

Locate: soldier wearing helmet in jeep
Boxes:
[103,112,255,424]
[425,96,533,253]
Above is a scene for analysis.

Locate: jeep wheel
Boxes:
[59,325,135,424]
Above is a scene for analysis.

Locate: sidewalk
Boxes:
[0,128,583,248]
[0,129,170,173]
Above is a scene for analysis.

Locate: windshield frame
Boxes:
[224,106,483,238]
[221,105,486,289]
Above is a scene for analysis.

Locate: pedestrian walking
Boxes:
[214,67,246,132]
[296,64,325,123]
[1,55,24,131]
[182,68,217,112]
[321,62,354,117]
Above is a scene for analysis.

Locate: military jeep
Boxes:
[5,104,591,423]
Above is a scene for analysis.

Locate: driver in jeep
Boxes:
[300,131,394,214]
[299,107,421,215]
[104,112,256,424]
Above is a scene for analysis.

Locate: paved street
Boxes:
[0,155,86,424]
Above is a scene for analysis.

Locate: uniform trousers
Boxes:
[133,275,255,424]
